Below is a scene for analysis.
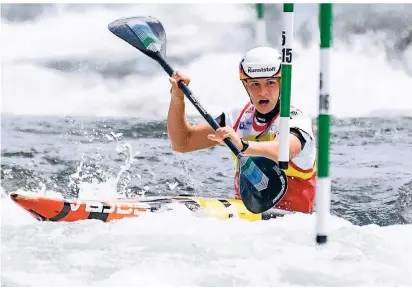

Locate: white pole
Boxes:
[255,4,267,46]
[316,3,333,245]
[278,4,294,171]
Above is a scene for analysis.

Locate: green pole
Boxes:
[316,3,332,245]
[256,3,264,19]
[278,3,294,170]
[255,4,267,46]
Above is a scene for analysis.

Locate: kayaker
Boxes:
[167,46,316,214]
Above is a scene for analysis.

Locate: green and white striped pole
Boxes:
[255,4,267,46]
[316,3,332,245]
[279,3,294,170]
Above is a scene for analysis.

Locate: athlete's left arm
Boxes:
[242,130,303,162]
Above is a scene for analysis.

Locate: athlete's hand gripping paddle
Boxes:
[108,16,288,213]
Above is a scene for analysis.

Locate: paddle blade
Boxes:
[108,16,166,60]
[238,156,288,213]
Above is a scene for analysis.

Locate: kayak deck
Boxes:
[9,191,293,223]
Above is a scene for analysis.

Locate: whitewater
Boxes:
[2,4,412,118]
[2,171,412,286]
[2,3,412,287]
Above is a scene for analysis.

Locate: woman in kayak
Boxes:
[167,46,316,214]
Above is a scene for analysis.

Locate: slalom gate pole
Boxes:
[279,3,332,245]
[255,4,267,46]
[316,3,332,245]
[279,3,294,170]
[258,3,332,245]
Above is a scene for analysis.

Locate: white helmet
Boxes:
[239,47,282,80]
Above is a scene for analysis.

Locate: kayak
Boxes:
[9,191,293,223]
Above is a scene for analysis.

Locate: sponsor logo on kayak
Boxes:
[69,200,150,215]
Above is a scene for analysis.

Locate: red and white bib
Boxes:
[224,102,317,213]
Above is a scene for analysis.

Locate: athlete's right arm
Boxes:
[167,71,219,153]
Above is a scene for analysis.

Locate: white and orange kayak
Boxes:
[9,191,293,223]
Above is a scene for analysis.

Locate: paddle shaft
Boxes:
[157,56,242,157]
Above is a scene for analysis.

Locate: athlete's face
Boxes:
[243,78,280,114]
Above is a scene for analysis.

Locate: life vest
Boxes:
[225,102,316,214]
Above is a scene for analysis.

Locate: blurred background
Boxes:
[2,3,412,119]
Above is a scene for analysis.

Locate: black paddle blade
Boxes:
[108,16,166,60]
[238,156,288,213]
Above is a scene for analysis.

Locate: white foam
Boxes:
[2,194,412,286]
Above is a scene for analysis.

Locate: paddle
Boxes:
[107,16,288,214]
